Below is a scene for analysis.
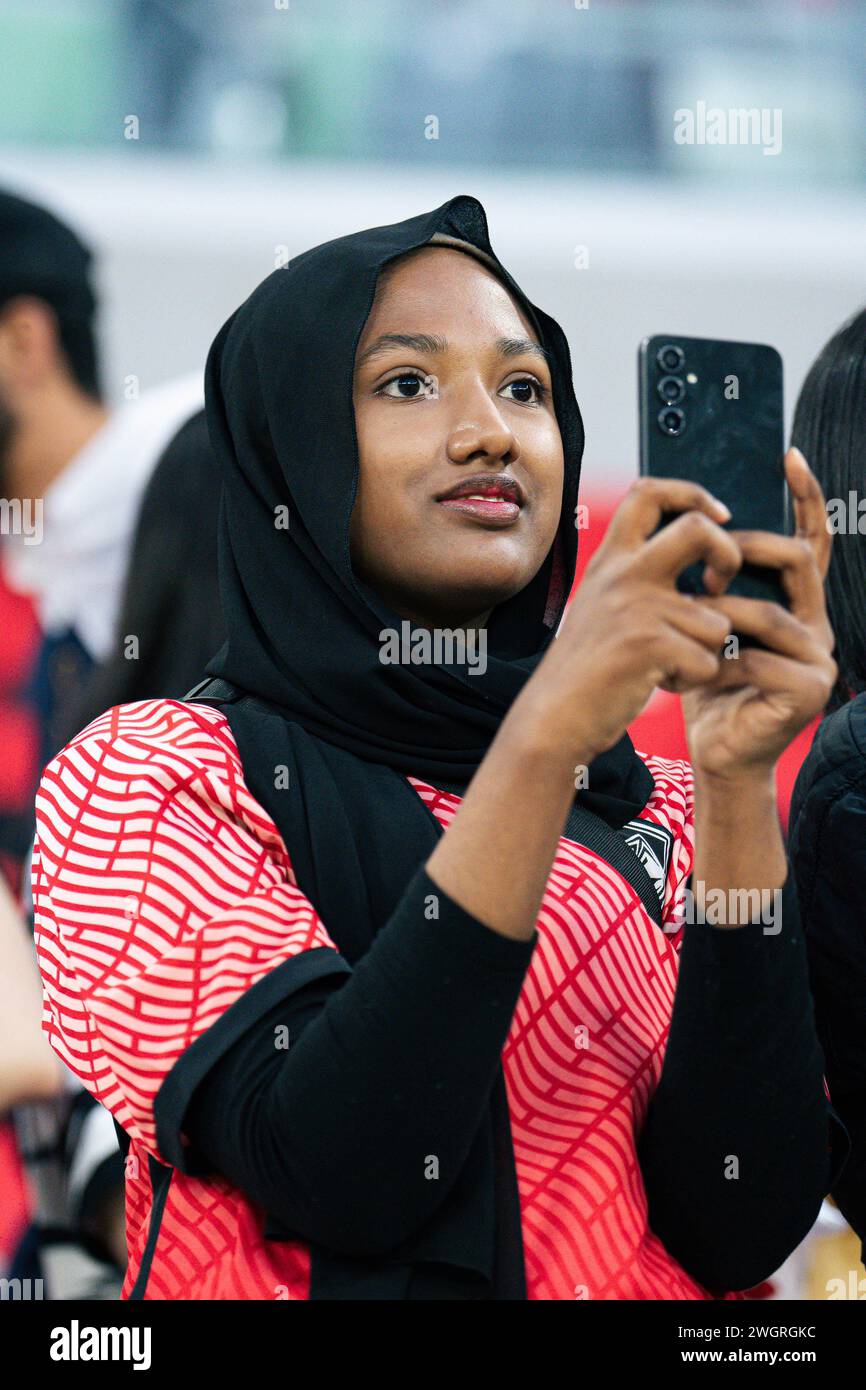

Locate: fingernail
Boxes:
[713,499,732,521]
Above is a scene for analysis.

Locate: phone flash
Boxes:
[686,372,698,384]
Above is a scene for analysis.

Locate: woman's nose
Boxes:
[446,400,519,467]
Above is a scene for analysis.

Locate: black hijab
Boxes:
[202,194,653,1298]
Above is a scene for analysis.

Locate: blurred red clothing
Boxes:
[0,562,40,889]
[0,560,40,1264]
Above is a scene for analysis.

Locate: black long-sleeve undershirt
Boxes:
[168,868,536,1259]
[167,862,841,1293]
[638,871,840,1291]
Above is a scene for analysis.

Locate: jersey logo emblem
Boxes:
[620,819,673,906]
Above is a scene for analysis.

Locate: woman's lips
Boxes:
[437,495,522,528]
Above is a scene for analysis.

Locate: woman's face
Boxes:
[350,246,564,628]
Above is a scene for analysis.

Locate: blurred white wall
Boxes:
[1,149,863,494]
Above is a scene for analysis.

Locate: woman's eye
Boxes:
[501,377,544,404]
[379,372,428,399]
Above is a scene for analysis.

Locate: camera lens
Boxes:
[657,374,684,404]
[658,406,685,437]
[657,344,685,373]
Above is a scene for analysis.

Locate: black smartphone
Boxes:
[638,334,788,606]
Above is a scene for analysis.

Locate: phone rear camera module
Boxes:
[657,374,685,404]
[656,344,685,373]
[658,406,686,437]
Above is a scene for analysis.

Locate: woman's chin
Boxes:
[418,569,532,623]
[449,547,538,601]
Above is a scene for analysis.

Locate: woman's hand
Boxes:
[682,449,836,781]
[515,476,741,763]
[429,454,830,944]
[432,476,741,941]
[787,444,832,581]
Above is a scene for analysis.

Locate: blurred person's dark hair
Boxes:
[0,189,101,400]
[57,410,224,748]
[792,307,866,713]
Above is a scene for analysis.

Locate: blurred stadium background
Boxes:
[0,0,864,1299]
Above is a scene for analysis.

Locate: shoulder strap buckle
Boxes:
[181,676,243,706]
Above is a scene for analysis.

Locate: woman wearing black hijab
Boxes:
[32,196,838,1300]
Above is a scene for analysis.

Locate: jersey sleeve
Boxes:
[32,702,350,1168]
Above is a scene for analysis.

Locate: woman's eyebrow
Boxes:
[497,336,551,364]
[356,332,550,368]
[356,333,446,367]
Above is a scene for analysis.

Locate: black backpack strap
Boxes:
[112,1120,173,1300]
[563,801,665,930]
[127,1156,174,1300]
[181,676,245,705]
[113,1118,131,1163]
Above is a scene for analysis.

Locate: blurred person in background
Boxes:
[0,189,203,776]
[0,188,203,1296]
[31,198,842,1301]
[788,307,866,1275]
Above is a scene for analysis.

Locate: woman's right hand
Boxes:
[516,477,744,764]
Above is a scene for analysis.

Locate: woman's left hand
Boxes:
[682,448,837,780]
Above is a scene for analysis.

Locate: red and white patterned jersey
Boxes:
[32,697,735,1300]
